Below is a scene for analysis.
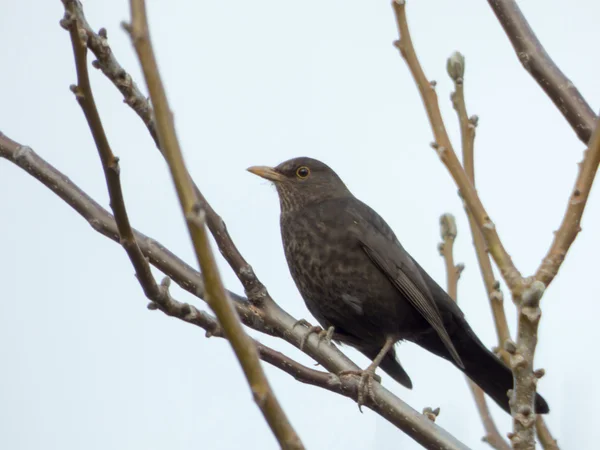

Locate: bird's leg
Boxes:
[293,320,335,350]
[339,337,395,411]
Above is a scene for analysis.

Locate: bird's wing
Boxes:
[350,209,464,369]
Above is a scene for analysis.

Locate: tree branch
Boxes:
[62,0,268,306]
[62,1,159,144]
[505,281,545,450]
[0,131,470,450]
[391,4,566,447]
[446,51,511,364]
[535,417,559,450]
[487,0,596,145]
[439,214,510,450]
[535,122,600,287]
[120,1,304,448]
[61,6,170,316]
[447,53,559,449]
[392,0,524,296]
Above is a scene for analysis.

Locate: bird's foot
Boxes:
[293,320,334,350]
[339,366,382,412]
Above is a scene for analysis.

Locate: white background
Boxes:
[1,0,598,449]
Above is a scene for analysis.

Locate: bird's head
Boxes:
[247,157,351,212]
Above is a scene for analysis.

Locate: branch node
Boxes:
[521,280,545,307]
[120,21,132,35]
[509,353,527,369]
[69,84,84,99]
[518,405,532,417]
[455,263,465,278]
[422,406,440,422]
[160,276,172,289]
[534,368,546,379]
[504,339,517,354]
[59,12,74,30]
[489,289,504,303]
[186,207,206,228]
[521,306,541,324]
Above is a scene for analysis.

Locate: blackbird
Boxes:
[248,156,549,414]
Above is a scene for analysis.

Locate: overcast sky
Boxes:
[1,0,598,449]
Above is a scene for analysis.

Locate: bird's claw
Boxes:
[339,368,381,412]
[293,320,334,350]
[299,325,322,350]
[293,319,312,329]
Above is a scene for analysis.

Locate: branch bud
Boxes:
[439,213,457,241]
[446,51,465,82]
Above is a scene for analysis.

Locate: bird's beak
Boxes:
[246,165,285,182]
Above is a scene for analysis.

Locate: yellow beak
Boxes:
[246,166,285,182]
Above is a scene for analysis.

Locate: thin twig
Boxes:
[536,122,600,287]
[123,1,303,448]
[535,417,559,450]
[61,1,159,144]
[0,132,470,450]
[516,114,600,450]
[488,0,596,145]
[62,0,268,305]
[391,4,561,447]
[439,214,510,450]
[447,53,558,449]
[391,0,524,296]
[446,51,511,364]
[61,5,168,312]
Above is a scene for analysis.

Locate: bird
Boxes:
[247,156,549,415]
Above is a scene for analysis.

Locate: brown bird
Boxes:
[248,156,548,414]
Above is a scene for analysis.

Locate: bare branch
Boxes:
[62,0,268,305]
[446,52,511,364]
[0,132,470,450]
[488,0,596,145]
[62,0,159,144]
[121,1,304,447]
[61,4,168,313]
[506,281,545,449]
[535,417,559,450]
[536,122,600,287]
[439,214,510,450]
[392,0,524,296]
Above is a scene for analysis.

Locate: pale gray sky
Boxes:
[1,0,598,449]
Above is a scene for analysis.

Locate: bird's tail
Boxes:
[416,326,549,414]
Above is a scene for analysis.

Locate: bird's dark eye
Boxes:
[296,166,310,179]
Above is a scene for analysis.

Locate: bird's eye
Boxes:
[296,166,310,179]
